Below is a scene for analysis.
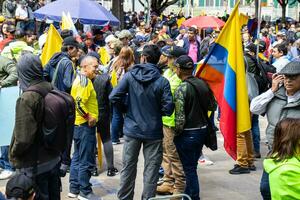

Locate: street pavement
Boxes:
[0,116,268,200]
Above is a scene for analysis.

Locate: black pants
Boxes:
[34,164,61,200]
[61,126,74,166]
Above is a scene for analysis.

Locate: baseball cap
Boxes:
[205,27,214,35]
[279,61,300,75]
[85,32,94,39]
[87,51,100,63]
[117,30,132,39]
[168,46,187,58]
[174,55,194,69]
[276,31,286,36]
[105,34,117,44]
[6,173,35,199]
[161,45,171,56]
[141,44,161,64]
[245,43,257,54]
[6,25,16,33]
[63,36,80,48]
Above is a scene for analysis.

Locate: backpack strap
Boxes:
[51,57,69,86]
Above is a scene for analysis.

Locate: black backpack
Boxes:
[6,1,16,13]
[26,85,75,153]
[245,55,275,94]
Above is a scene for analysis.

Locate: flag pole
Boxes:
[256,0,262,60]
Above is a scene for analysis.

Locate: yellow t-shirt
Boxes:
[71,74,98,125]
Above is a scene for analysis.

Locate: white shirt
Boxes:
[250,88,300,114]
[15,5,28,20]
[250,89,275,115]
[287,90,300,104]
[272,56,290,72]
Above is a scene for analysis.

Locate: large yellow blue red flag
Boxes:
[195,1,251,160]
[40,24,63,67]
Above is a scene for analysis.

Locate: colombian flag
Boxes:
[195,1,251,160]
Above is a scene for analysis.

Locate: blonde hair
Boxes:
[112,46,135,72]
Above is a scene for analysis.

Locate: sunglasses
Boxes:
[68,46,77,50]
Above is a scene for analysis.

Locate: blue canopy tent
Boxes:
[33,0,120,26]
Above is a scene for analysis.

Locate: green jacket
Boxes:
[9,81,60,169]
[1,41,35,61]
[0,56,17,87]
[162,68,181,127]
[264,156,300,200]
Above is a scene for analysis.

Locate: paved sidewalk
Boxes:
[0,117,268,200]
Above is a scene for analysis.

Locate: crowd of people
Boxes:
[0,0,300,200]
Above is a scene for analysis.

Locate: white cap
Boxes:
[105,34,117,44]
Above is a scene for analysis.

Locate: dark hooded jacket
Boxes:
[109,63,174,140]
[9,53,60,173]
[44,52,75,93]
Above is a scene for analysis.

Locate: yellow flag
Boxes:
[98,47,110,66]
[239,13,248,28]
[111,69,118,87]
[40,24,63,67]
[61,12,71,30]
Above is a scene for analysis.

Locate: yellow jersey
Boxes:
[71,74,98,125]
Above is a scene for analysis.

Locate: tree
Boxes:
[138,0,179,16]
[111,0,124,28]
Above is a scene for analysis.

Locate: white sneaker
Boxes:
[0,170,14,180]
[198,155,214,166]
[67,192,78,198]
[78,192,102,200]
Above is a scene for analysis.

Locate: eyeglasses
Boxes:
[284,74,299,80]
[68,46,77,50]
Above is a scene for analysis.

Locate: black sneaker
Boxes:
[254,152,261,159]
[107,168,119,177]
[229,164,250,174]
[248,165,256,171]
[91,168,99,176]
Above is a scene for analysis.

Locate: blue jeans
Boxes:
[251,114,260,153]
[69,124,96,195]
[174,128,207,200]
[0,146,13,171]
[111,106,123,143]
[260,170,271,200]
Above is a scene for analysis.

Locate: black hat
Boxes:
[175,55,194,69]
[63,36,80,48]
[205,27,214,35]
[245,43,257,54]
[6,173,35,199]
[92,28,104,35]
[142,44,161,64]
[258,40,266,52]
[280,61,300,75]
[142,44,161,57]
[168,46,187,58]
